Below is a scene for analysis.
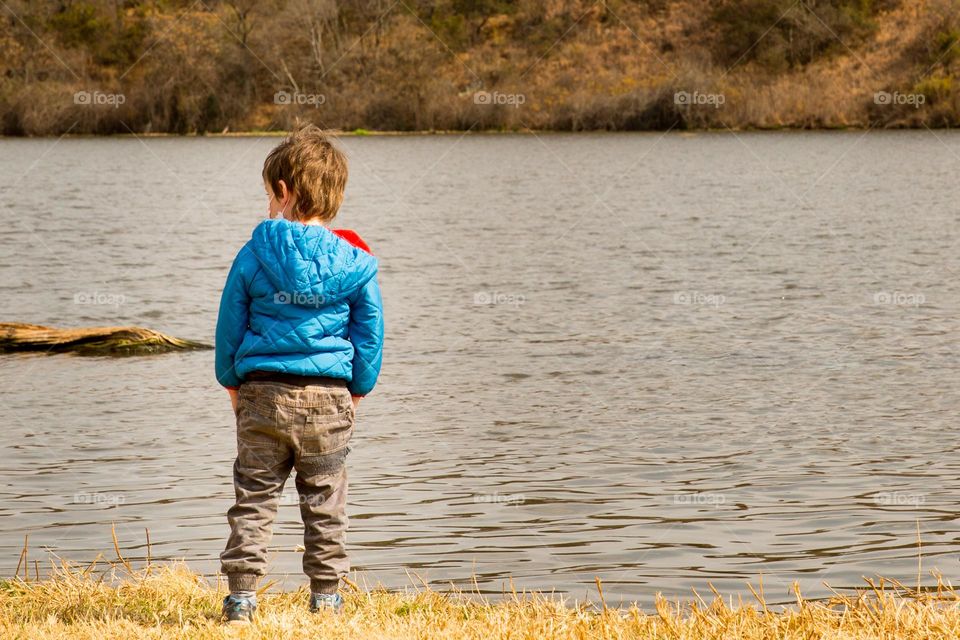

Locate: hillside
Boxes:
[1,0,958,134]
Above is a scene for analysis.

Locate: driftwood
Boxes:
[0,323,211,356]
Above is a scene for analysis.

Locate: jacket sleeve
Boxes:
[346,274,384,397]
[215,250,251,389]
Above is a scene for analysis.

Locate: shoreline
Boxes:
[0,125,957,140]
[2,562,958,639]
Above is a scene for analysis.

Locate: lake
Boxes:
[1,131,959,607]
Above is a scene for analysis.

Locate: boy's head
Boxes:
[262,124,348,224]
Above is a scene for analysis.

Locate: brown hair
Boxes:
[262,123,348,223]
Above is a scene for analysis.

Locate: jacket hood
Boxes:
[249,218,378,306]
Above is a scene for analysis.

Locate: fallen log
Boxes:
[0,323,212,356]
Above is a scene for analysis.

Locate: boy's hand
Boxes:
[228,388,239,415]
[351,395,361,412]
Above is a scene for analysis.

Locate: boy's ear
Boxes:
[277,179,289,202]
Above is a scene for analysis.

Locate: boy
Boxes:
[215,125,384,623]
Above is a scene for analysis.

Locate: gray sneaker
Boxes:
[309,592,344,613]
[222,594,256,624]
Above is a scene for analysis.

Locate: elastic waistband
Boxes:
[244,371,347,387]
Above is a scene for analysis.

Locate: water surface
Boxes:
[1,131,959,607]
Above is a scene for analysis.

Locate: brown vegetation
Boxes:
[5,559,960,639]
[0,0,958,134]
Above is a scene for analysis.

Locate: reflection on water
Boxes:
[1,132,960,606]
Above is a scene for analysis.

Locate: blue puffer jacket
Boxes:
[215,218,384,396]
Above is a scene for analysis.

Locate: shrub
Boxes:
[48,2,108,49]
[908,0,960,71]
[709,0,883,71]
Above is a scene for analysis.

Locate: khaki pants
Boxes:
[220,380,355,594]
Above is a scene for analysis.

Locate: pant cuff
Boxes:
[310,577,340,594]
[228,573,259,593]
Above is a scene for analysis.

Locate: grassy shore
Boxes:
[5,0,959,135]
[3,561,960,639]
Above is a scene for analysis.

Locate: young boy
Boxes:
[215,125,383,623]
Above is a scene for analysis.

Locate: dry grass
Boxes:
[4,556,960,639]
[0,323,211,356]
[3,0,959,133]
